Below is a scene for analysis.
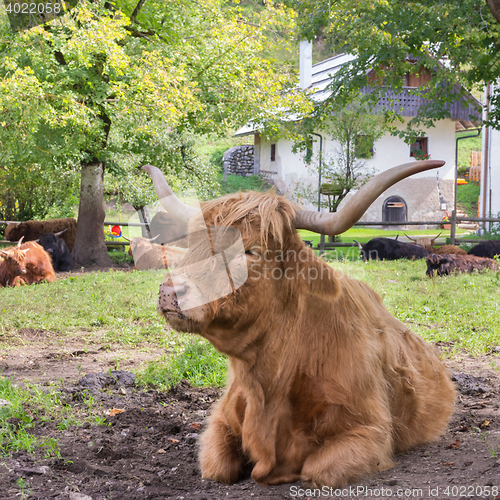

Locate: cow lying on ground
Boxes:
[0,238,56,286]
[468,240,500,259]
[36,231,73,272]
[124,236,187,270]
[144,161,455,488]
[5,218,77,252]
[354,238,431,261]
[404,234,467,256]
[426,253,498,277]
[404,232,442,250]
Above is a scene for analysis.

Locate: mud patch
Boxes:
[0,357,500,500]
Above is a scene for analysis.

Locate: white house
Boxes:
[235,44,482,225]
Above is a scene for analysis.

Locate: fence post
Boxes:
[450,210,456,245]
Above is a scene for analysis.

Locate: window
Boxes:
[270,143,276,162]
[355,135,375,159]
[382,196,407,223]
[410,137,429,159]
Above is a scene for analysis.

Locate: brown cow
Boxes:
[0,238,56,286]
[426,253,498,277]
[434,244,467,255]
[5,218,77,252]
[144,161,455,488]
[404,234,467,255]
[124,236,187,270]
[404,232,442,251]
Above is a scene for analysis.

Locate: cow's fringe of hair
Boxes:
[200,192,296,248]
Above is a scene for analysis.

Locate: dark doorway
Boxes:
[383,196,407,222]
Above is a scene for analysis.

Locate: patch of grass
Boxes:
[0,270,168,347]
[331,259,500,355]
[219,173,268,195]
[456,130,482,170]
[0,376,102,456]
[137,338,227,390]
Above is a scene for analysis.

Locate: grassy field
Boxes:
[1,260,499,456]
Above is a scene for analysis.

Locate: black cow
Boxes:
[355,237,431,261]
[467,240,500,259]
[36,232,73,272]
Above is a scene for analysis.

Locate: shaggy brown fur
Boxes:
[5,218,77,252]
[127,237,187,270]
[0,246,29,287]
[434,244,467,255]
[155,191,456,488]
[0,241,55,286]
[426,253,498,277]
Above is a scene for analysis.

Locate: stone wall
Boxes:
[223,145,255,176]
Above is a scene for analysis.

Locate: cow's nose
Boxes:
[20,269,27,275]
[158,281,188,313]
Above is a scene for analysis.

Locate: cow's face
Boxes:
[157,193,340,355]
[0,248,29,279]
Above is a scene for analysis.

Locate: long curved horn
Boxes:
[404,233,417,242]
[142,165,199,223]
[54,229,67,237]
[17,236,24,247]
[353,240,363,251]
[294,160,445,234]
[430,231,443,244]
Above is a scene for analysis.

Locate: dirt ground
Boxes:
[0,328,500,500]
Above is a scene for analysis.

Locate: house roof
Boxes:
[233,53,482,136]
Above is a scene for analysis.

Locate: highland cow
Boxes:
[5,218,77,252]
[0,238,56,286]
[467,240,500,259]
[36,231,73,272]
[143,160,455,488]
[124,236,187,270]
[354,238,431,261]
[426,253,498,277]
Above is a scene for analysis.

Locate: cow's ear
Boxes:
[288,250,341,302]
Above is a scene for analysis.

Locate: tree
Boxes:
[0,0,298,265]
[287,0,500,135]
[294,98,383,226]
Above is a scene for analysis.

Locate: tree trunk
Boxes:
[72,162,112,267]
[486,0,500,24]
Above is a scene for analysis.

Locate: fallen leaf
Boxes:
[109,408,125,416]
[447,439,460,449]
[190,423,202,430]
[480,420,490,428]
[168,438,180,444]
[157,449,166,454]
[442,462,455,466]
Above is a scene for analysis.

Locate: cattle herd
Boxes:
[1,160,500,490]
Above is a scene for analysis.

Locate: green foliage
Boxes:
[457,130,482,169]
[288,0,500,134]
[293,97,383,211]
[0,0,299,218]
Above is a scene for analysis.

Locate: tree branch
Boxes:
[130,0,147,25]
